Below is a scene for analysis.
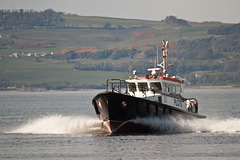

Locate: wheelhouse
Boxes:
[126,78,183,97]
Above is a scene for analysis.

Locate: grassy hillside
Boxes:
[0,10,239,90]
[0,57,129,90]
[0,13,223,55]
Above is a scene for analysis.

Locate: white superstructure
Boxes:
[124,40,197,113]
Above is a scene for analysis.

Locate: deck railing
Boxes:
[106,79,127,94]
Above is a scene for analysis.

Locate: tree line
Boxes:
[164,16,189,27]
[0,9,64,29]
[0,9,133,30]
[53,48,139,60]
[208,23,240,35]
[74,60,152,74]
[72,35,240,86]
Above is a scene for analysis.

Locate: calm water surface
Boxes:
[0,89,240,160]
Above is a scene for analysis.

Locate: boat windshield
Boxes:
[163,82,182,95]
[128,83,137,92]
[150,82,162,93]
[176,85,182,94]
[138,82,149,92]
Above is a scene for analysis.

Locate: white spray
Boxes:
[9,115,104,135]
[133,117,240,134]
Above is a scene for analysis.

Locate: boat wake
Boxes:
[8,115,240,135]
[8,115,105,135]
[132,117,240,134]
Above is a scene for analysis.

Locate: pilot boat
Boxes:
[92,40,206,133]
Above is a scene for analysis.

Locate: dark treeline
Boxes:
[0,9,136,30]
[74,60,152,74]
[208,23,240,35]
[64,35,240,74]
[166,35,240,76]
[53,48,139,60]
[173,35,240,61]
[0,9,65,29]
[72,35,240,86]
[164,16,190,27]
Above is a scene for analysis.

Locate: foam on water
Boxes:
[9,115,104,135]
[133,117,240,134]
[8,115,240,135]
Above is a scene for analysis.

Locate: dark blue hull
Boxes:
[92,91,206,133]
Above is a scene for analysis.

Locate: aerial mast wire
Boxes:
[156,45,159,68]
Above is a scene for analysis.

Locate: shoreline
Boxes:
[1,85,239,92]
[185,85,240,89]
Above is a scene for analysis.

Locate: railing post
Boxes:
[106,79,126,93]
[119,80,121,93]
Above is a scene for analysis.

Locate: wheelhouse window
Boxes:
[150,82,162,93]
[163,83,170,92]
[176,86,182,94]
[170,84,176,94]
[128,83,136,92]
[138,82,149,92]
[163,82,182,95]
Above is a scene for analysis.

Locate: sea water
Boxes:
[0,89,240,160]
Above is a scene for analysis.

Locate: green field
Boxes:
[0,57,129,85]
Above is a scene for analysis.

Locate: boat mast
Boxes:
[158,40,169,76]
[148,40,169,77]
[162,40,167,75]
[156,45,159,68]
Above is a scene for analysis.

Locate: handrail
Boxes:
[106,79,127,94]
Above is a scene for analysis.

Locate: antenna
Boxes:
[158,40,169,76]
[148,40,170,77]
[157,45,159,67]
